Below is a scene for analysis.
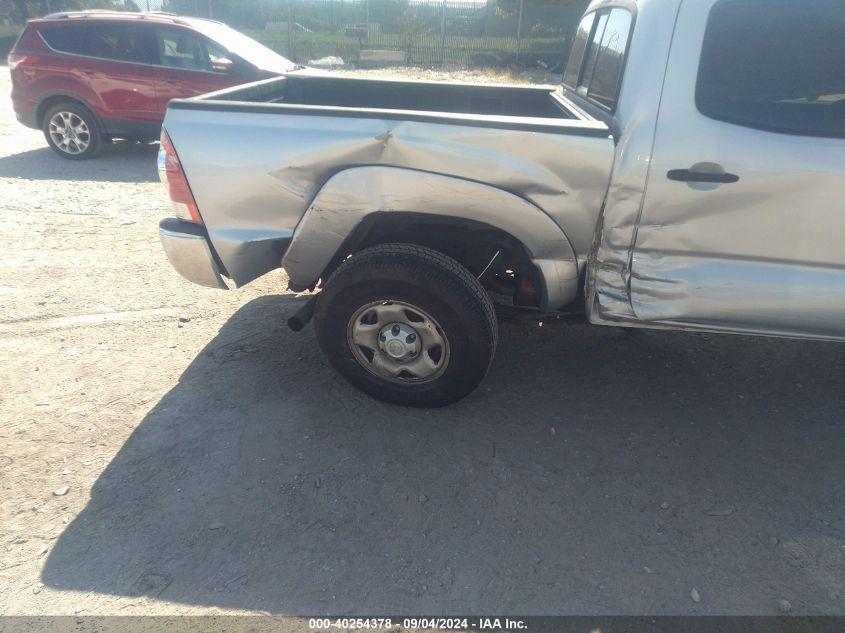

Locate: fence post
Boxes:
[288,1,294,60]
[515,0,524,65]
[440,0,447,66]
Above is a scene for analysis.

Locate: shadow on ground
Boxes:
[0,141,158,182]
[42,296,845,614]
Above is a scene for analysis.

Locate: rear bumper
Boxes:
[13,103,37,129]
[159,219,229,290]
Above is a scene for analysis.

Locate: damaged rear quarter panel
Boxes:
[165,107,614,289]
[282,166,584,310]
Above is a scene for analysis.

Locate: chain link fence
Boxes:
[162,0,587,68]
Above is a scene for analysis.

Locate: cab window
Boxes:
[697,0,845,138]
[563,8,633,112]
[563,12,596,89]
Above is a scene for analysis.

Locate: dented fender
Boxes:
[165,103,613,292]
[282,167,580,311]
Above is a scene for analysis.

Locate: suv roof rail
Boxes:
[44,10,128,18]
[42,10,187,23]
[38,9,227,28]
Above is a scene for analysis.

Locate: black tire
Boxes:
[42,102,102,160]
[314,243,498,407]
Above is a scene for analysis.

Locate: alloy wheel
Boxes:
[48,111,91,156]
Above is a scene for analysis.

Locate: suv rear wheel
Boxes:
[42,103,102,160]
[314,244,498,407]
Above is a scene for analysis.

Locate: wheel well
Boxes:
[36,95,99,130]
[331,213,544,308]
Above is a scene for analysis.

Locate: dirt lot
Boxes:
[1,69,844,618]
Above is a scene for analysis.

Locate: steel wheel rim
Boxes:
[347,300,450,384]
[48,112,91,155]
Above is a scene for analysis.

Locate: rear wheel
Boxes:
[42,103,102,160]
[314,244,498,407]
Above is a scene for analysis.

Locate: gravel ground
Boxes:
[1,69,844,619]
[332,66,556,85]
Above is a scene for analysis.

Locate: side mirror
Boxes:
[211,57,234,73]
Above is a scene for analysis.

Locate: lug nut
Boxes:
[406,334,416,343]
[392,324,401,336]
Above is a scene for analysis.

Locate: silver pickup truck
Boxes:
[158,0,844,407]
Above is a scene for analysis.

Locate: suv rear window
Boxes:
[39,22,155,64]
[39,24,88,55]
[697,0,845,138]
[86,22,155,63]
[563,8,633,112]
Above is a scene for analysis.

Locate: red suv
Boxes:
[8,11,294,159]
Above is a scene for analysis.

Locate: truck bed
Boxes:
[196,73,582,121]
[163,72,614,290]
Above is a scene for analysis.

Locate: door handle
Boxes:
[667,168,739,184]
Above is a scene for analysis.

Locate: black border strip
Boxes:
[1,616,844,633]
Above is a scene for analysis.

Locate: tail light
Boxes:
[8,53,39,72]
[158,129,202,224]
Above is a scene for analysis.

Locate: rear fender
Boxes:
[34,87,105,129]
[282,166,580,311]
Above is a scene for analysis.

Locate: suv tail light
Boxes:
[159,129,202,224]
[8,53,39,71]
